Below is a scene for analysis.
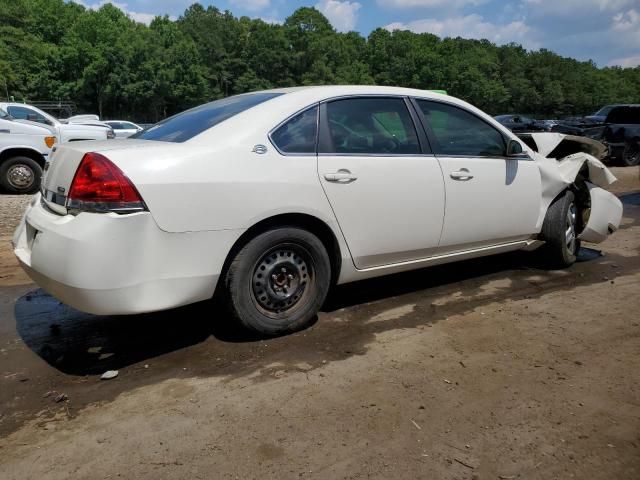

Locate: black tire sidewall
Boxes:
[621,140,640,167]
[541,190,579,268]
[0,156,42,194]
[226,227,331,336]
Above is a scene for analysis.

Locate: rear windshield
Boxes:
[133,92,284,143]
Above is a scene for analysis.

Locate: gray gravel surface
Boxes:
[0,195,32,237]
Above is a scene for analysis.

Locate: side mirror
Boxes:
[506,139,524,156]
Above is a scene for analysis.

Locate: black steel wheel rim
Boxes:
[251,243,315,317]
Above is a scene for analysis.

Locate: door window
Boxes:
[271,105,318,154]
[8,106,50,125]
[323,97,420,155]
[416,100,506,157]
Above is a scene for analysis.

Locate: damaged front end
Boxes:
[519,133,623,244]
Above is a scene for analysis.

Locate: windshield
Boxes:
[594,106,614,116]
[133,92,284,143]
[0,108,10,120]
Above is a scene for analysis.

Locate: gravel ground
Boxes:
[0,167,638,480]
[0,195,32,237]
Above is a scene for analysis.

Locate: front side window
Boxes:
[416,100,506,157]
[133,92,284,143]
[606,107,640,124]
[323,97,420,155]
[8,106,48,125]
[271,105,318,154]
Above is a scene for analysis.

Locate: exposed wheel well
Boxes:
[220,213,343,288]
[0,148,46,168]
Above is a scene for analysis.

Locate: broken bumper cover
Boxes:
[578,183,623,243]
[12,194,241,315]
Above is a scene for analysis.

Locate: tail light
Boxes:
[67,152,146,214]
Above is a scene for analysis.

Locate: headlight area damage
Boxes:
[520,132,623,244]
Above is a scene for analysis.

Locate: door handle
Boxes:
[450,168,473,181]
[324,169,357,183]
[0,129,9,134]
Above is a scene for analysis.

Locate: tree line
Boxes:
[1,0,638,122]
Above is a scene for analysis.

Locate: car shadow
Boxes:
[11,245,628,377]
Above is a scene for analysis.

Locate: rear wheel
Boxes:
[621,139,640,166]
[0,156,42,194]
[224,227,331,336]
[540,190,580,268]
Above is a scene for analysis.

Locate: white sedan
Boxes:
[103,120,144,138]
[13,86,623,335]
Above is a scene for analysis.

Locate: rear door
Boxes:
[317,96,445,269]
[413,98,541,252]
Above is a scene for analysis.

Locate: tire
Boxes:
[0,156,42,194]
[540,190,580,268]
[621,139,640,166]
[224,227,331,336]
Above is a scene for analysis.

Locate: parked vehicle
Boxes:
[494,114,548,132]
[0,107,56,193]
[0,102,114,142]
[104,120,144,138]
[13,86,623,336]
[552,104,640,166]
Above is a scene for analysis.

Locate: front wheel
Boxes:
[621,140,640,166]
[224,227,331,336]
[0,156,43,194]
[540,190,580,268]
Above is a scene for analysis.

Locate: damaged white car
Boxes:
[13,86,623,335]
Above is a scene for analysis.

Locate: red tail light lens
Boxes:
[67,152,146,214]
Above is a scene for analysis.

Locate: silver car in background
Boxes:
[104,120,144,138]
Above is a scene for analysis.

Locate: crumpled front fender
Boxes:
[578,182,623,244]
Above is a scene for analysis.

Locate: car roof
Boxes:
[186,84,517,146]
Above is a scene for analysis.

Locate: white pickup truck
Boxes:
[0,107,57,194]
[0,102,113,143]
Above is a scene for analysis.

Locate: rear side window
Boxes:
[323,97,420,155]
[134,92,284,143]
[416,100,506,157]
[271,105,318,154]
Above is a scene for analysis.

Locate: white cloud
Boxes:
[378,0,486,7]
[525,0,636,14]
[608,54,640,67]
[315,0,362,32]
[259,16,283,25]
[385,14,539,49]
[229,0,271,12]
[73,0,159,25]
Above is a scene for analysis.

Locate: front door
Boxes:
[413,99,541,252]
[317,96,446,269]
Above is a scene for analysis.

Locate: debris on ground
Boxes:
[54,393,68,403]
[101,370,119,380]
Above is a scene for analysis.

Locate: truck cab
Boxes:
[0,102,113,143]
[0,107,57,193]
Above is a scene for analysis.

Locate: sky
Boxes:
[75,0,640,68]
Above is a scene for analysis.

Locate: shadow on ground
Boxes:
[13,245,627,378]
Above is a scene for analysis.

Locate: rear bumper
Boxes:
[13,194,243,315]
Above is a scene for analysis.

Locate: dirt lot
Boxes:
[0,167,639,479]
